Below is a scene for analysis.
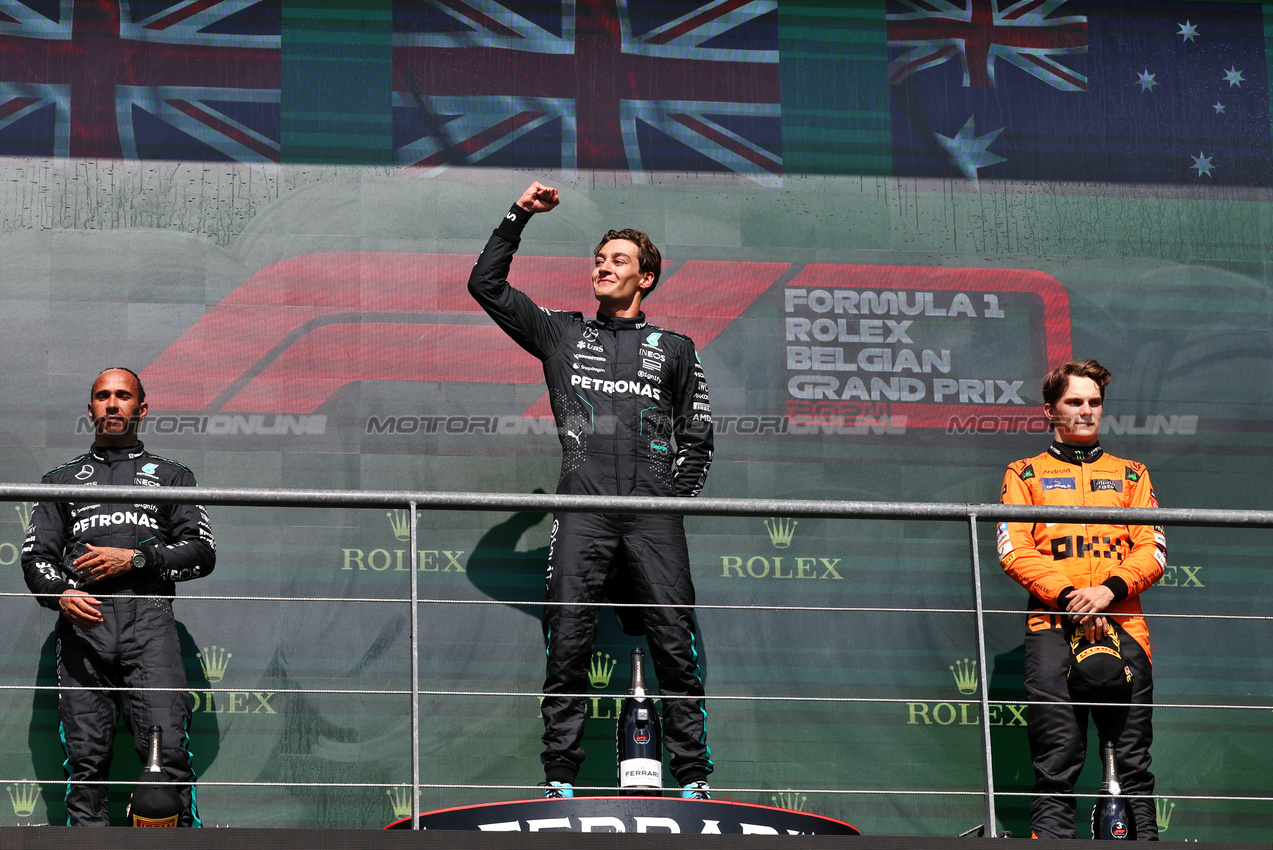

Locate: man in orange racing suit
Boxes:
[997,359,1165,839]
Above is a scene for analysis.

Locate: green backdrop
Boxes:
[0,163,1267,838]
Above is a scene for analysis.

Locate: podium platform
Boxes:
[0,826,1266,849]
[386,796,860,834]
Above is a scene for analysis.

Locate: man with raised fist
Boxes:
[469,183,714,800]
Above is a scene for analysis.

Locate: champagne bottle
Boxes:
[129,726,180,827]
[616,648,663,796]
[144,725,163,775]
[1091,740,1134,840]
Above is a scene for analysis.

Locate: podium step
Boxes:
[386,796,860,834]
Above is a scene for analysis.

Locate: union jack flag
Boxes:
[392,0,782,183]
[0,81,69,157]
[0,0,279,161]
[887,0,1088,91]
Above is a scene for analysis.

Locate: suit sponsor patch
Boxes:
[1090,479,1123,492]
[995,522,1013,557]
[1041,477,1076,491]
[570,374,661,400]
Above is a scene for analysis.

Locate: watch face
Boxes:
[131,551,146,569]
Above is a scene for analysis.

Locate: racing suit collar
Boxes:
[593,311,647,330]
[1047,440,1103,465]
[90,442,146,464]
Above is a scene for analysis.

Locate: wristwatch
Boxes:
[130,549,147,571]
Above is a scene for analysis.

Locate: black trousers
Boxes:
[56,596,197,827]
[540,512,711,786]
[1024,623,1155,839]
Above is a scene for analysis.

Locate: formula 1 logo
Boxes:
[141,254,787,415]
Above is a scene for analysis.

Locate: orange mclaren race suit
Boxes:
[997,440,1165,839]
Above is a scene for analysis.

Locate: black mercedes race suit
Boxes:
[21,443,216,827]
[469,204,714,786]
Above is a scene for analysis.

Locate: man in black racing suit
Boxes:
[22,368,216,826]
[469,182,714,798]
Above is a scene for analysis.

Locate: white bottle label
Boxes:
[619,758,663,788]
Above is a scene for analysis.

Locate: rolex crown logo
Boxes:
[588,652,617,689]
[950,658,978,695]
[772,791,807,812]
[387,510,422,543]
[764,517,797,549]
[386,786,412,819]
[1155,798,1175,831]
[14,502,32,530]
[197,645,232,684]
[7,782,39,818]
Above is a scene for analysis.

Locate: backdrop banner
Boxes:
[0,161,1267,839]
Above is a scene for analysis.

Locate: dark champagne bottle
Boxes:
[616,648,663,796]
[1091,740,1134,840]
[129,726,180,827]
[144,725,163,775]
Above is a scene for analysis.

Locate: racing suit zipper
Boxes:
[615,323,631,497]
[1080,460,1091,584]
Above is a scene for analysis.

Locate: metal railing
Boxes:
[3,482,1272,835]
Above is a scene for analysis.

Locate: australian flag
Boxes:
[0,0,279,161]
[392,0,782,184]
[887,0,1273,186]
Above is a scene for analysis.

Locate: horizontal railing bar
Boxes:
[2,484,1272,527]
[0,778,1264,804]
[0,684,1264,712]
[6,590,1272,622]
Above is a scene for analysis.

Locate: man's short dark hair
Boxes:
[1042,359,1111,406]
[594,228,662,294]
[96,367,147,403]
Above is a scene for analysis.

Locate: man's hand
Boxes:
[516,181,559,213]
[59,589,104,629]
[73,545,137,585]
[1064,585,1115,642]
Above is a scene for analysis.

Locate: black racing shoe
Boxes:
[681,781,711,800]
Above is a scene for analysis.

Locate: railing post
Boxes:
[967,510,998,836]
[409,501,421,830]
